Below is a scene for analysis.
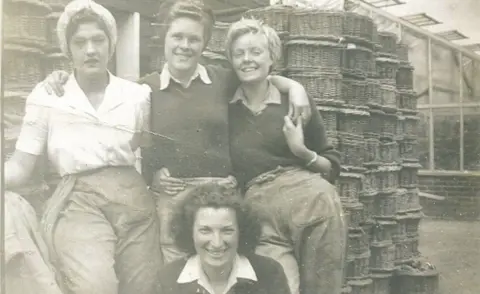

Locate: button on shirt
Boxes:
[177,254,257,294]
[15,72,151,176]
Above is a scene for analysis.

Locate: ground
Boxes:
[418,218,480,294]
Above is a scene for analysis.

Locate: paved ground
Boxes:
[419,218,480,294]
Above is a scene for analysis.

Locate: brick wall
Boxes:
[419,173,480,220]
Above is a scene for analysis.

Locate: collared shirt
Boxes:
[16,72,151,176]
[159,63,212,90]
[229,82,282,116]
[177,254,258,294]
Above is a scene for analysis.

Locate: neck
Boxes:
[240,80,269,105]
[75,70,109,93]
[202,264,233,285]
[168,63,197,85]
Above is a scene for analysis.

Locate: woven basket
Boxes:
[406,236,420,258]
[4,43,44,91]
[400,162,422,188]
[348,231,370,255]
[374,191,397,218]
[379,84,398,113]
[398,90,418,113]
[396,43,409,63]
[394,238,411,265]
[317,106,341,134]
[43,52,73,73]
[377,31,398,57]
[364,137,381,165]
[380,141,400,164]
[391,266,439,294]
[289,72,343,104]
[344,45,375,79]
[370,242,396,271]
[404,115,420,138]
[338,108,370,137]
[286,39,344,72]
[347,279,373,294]
[380,112,397,140]
[399,139,419,162]
[405,212,423,238]
[396,64,414,90]
[343,12,375,45]
[4,0,51,48]
[367,109,384,136]
[393,214,408,242]
[342,78,368,107]
[149,41,165,72]
[344,201,365,229]
[372,219,397,244]
[338,132,367,167]
[365,79,382,107]
[371,272,393,294]
[359,193,375,224]
[341,285,352,294]
[207,22,230,53]
[337,172,364,202]
[376,165,401,193]
[289,9,343,41]
[201,50,230,68]
[406,188,422,212]
[346,252,371,280]
[46,12,61,51]
[395,114,406,141]
[363,169,380,195]
[395,188,409,214]
[244,5,292,33]
[376,57,399,83]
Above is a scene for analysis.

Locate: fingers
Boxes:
[158,167,170,178]
[296,115,303,129]
[287,102,293,118]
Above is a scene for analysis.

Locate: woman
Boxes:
[226,19,346,294]
[42,0,311,264]
[5,1,162,293]
[157,182,291,294]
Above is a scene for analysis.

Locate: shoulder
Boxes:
[158,258,188,283]
[204,64,233,81]
[247,254,284,275]
[25,82,56,107]
[137,71,161,90]
[111,75,151,104]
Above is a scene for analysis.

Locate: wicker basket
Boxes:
[400,162,422,188]
[396,63,414,90]
[289,72,343,104]
[346,251,371,280]
[394,238,411,265]
[342,79,367,107]
[404,115,420,138]
[289,9,343,41]
[286,39,344,72]
[374,191,397,218]
[395,189,409,214]
[376,57,399,83]
[396,43,409,63]
[4,43,44,92]
[337,172,364,202]
[405,236,420,258]
[200,50,230,68]
[363,169,380,195]
[372,219,397,244]
[43,52,72,74]
[366,109,384,136]
[399,138,419,163]
[338,132,367,167]
[365,79,382,107]
[343,12,375,45]
[244,5,292,33]
[395,114,405,141]
[380,141,400,164]
[338,109,370,137]
[364,137,381,165]
[370,242,396,271]
[376,165,401,194]
[393,214,408,242]
[343,45,374,79]
[379,84,398,113]
[398,90,418,113]
[371,272,393,294]
[377,31,398,57]
[405,212,423,238]
[380,112,397,140]
[342,285,353,294]
[344,201,365,229]
[359,193,375,224]
[348,278,373,294]
[348,231,370,255]
[46,12,61,51]
[149,42,165,72]
[317,106,340,134]
[4,0,51,48]
[391,266,439,294]
[207,22,230,53]
[406,188,422,212]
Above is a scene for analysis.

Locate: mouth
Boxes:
[206,248,228,258]
[84,59,99,66]
[240,66,258,73]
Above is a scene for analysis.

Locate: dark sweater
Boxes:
[140,65,238,185]
[229,92,341,188]
[156,254,291,294]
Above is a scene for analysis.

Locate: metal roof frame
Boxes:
[401,13,441,27]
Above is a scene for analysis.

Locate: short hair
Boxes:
[225,18,282,68]
[65,9,112,54]
[170,183,262,256]
[156,0,215,48]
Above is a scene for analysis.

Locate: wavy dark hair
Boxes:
[170,183,262,256]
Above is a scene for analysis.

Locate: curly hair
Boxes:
[170,183,262,256]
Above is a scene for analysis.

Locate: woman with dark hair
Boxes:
[157,183,291,294]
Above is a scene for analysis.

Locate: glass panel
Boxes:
[433,107,461,170]
[417,110,430,169]
[401,28,429,104]
[462,58,480,103]
[463,106,480,171]
[431,43,460,104]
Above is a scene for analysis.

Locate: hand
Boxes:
[287,91,311,124]
[42,70,69,96]
[151,167,186,196]
[283,115,308,157]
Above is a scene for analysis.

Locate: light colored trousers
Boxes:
[245,167,347,294]
[152,176,238,264]
[41,166,163,294]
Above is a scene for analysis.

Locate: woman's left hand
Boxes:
[283,115,307,157]
[287,90,311,124]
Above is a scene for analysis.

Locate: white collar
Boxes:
[159,63,212,90]
[230,82,282,115]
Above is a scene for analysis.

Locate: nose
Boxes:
[85,40,96,55]
[243,51,251,62]
[179,38,189,49]
[210,231,223,248]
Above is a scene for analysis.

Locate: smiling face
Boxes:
[69,21,110,77]
[164,17,205,76]
[193,207,239,273]
[231,32,273,84]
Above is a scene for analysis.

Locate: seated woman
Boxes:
[225,19,347,294]
[4,1,162,293]
[157,183,291,294]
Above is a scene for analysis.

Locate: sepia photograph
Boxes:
[1,0,479,293]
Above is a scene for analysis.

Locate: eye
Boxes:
[189,36,201,44]
[72,38,86,47]
[199,227,211,234]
